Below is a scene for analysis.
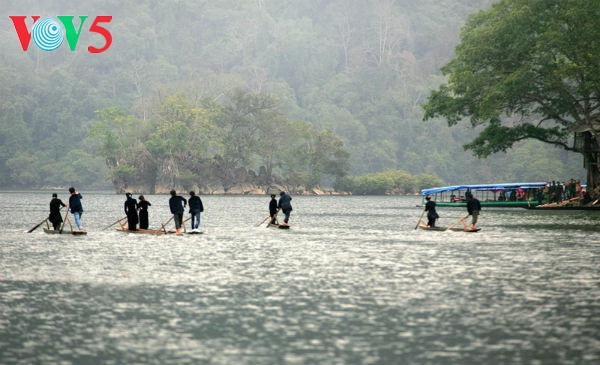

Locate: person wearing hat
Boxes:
[138,195,151,229]
[268,194,279,225]
[48,193,66,230]
[278,191,293,226]
[124,192,139,231]
[424,195,439,227]
[463,191,482,230]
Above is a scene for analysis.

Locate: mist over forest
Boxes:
[0,0,585,193]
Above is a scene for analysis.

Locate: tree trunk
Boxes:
[583,133,600,195]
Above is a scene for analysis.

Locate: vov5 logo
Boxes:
[9,16,112,53]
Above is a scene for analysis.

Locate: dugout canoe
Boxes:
[418,223,481,233]
[115,227,170,235]
[43,228,87,235]
[266,223,290,229]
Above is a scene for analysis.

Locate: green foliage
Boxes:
[0,0,587,190]
[342,169,443,195]
[423,0,599,187]
[91,91,350,191]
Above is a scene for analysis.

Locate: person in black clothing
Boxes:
[48,193,66,230]
[269,194,279,225]
[278,191,293,226]
[68,187,84,231]
[464,192,482,230]
[124,193,139,231]
[188,191,204,232]
[137,195,151,229]
[169,190,187,234]
[424,196,439,227]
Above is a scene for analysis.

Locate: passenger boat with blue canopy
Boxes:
[420,182,548,208]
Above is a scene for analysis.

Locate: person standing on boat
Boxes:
[124,193,139,231]
[138,195,151,229]
[169,190,187,234]
[424,196,439,227]
[464,192,481,230]
[269,194,279,225]
[278,191,293,226]
[188,191,204,232]
[48,193,66,230]
[68,187,84,232]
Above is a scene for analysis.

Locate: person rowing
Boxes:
[268,194,279,225]
[169,189,187,235]
[424,195,439,227]
[137,195,151,229]
[48,193,66,230]
[278,191,293,226]
[68,187,84,232]
[124,192,139,231]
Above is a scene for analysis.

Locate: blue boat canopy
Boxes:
[420,182,548,196]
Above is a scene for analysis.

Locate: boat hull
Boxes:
[43,228,87,235]
[267,223,290,229]
[115,228,168,235]
[418,224,480,233]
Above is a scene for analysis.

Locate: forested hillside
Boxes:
[0,0,585,191]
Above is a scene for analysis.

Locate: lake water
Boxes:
[1,191,599,364]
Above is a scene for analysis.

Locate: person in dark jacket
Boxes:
[424,196,439,227]
[68,187,84,231]
[188,191,204,232]
[278,191,293,226]
[169,190,187,234]
[137,195,151,229]
[48,193,66,230]
[124,193,139,231]
[269,194,279,225]
[464,192,482,230]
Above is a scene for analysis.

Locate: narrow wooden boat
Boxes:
[115,227,169,235]
[418,224,480,233]
[43,228,87,235]
[266,223,290,229]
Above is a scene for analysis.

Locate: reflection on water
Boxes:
[1,192,599,364]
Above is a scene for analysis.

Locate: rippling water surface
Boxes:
[1,191,599,364]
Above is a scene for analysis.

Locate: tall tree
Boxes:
[423,0,600,190]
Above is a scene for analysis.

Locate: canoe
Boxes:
[115,227,169,235]
[418,224,480,233]
[43,228,87,235]
[266,223,290,229]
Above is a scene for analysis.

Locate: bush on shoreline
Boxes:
[336,170,444,195]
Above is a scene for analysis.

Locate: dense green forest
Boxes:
[0,0,585,192]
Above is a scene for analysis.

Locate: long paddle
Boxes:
[103,216,127,230]
[27,217,48,233]
[256,215,270,227]
[161,216,174,234]
[414,210,426,230]
[59,207,70,234]
[447,215,469,231]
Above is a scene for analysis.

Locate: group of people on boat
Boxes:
[424,192,481,231]
[48,187,85,232]
[47,188,295,234]
[121,190,204,234]
[268,191,293,227]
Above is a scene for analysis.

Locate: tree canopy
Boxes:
[423,0,600,189]
[0,0,587,191]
